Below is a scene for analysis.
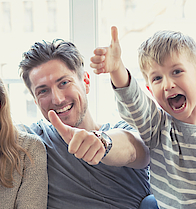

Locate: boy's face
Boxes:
[29,59,90,128]
[146,52,196,125]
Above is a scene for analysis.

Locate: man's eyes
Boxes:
[61,80,70,86]
[37,80,70,95]
[38,89,47,95]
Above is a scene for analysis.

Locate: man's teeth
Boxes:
[56,104,72,113]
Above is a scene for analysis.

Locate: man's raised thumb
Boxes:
[48,110,73,144]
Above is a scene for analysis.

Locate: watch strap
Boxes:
[91,130,112,158]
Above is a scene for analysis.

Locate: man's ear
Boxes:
[83,71,90,94]
[146,85,153,96]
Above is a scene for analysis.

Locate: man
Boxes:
[18,39,154,209]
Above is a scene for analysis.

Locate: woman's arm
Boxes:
[15,133,48,209]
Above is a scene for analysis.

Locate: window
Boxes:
[1,1,11,32]
[24,1,34,32]
[0,0,69,125]
[1,0,196,126]
[47,0,57,32]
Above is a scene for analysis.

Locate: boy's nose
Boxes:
[163,78,175,91]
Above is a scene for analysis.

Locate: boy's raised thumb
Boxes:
[111,26,119,43]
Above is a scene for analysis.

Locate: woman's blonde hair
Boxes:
[138,30,196,84]
[0,78,30,188]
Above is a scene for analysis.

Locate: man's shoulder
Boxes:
[17,120,60,146]
[17,119,54,136]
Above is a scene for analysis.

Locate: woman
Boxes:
[0,78,47,208]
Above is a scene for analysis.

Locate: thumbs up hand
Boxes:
[90,26,123,75]
[90,26,130,89]
[48,110,106,165]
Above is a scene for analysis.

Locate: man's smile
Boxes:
[55,103,73,114]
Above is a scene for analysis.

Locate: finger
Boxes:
[93,47,107,55]
[68,129,89,154]
[87,149,106,165]
[93,68,106,75]
[85,147,105,165]
[111,26,119,43]
[73,134,104,160]
[90,62,105,70]
[48,110,74,144]
[90,55,105,64]
[74,139,96,159]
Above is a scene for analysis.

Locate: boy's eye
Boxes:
[173,69,181,75]
[152,76,162,82]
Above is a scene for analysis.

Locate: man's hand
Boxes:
[90,26,122,74]
[48,110,105,165]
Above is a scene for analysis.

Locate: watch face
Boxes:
[101,132,108,139]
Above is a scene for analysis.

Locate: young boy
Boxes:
[90,26,196,209]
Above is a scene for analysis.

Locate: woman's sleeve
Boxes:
[15,134,48,209]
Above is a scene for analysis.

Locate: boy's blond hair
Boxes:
[138,30,196,84]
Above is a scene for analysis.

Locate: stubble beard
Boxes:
[74,95,88,128]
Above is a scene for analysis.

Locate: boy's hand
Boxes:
[90,26,130,88]
[90,26,122,74]
[48,110,105,165]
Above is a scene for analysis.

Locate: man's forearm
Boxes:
[101,129,150,169]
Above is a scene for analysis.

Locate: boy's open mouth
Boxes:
[168,94,186,111]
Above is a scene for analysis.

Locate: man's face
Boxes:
[146,52,196,124]
[29,59,89,128]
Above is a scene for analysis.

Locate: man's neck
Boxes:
[78,109,102,131]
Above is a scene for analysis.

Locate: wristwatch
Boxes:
[91,131,112,158]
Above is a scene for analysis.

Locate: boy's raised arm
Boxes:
[90,26,130,88]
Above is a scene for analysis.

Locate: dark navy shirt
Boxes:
[19,120,151,209]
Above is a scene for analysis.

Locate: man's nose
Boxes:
[51,88,64,105]
[163,77,175,91]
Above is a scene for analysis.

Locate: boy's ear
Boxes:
[83,71,90,94]
[146,85,153,96]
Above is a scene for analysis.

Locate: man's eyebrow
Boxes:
[35,84,47,90]
[56,76,67,83]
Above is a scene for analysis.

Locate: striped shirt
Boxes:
[114,75,196,209]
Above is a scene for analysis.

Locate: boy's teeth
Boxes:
[56,104,72,113]
[170,94,177,98]
[172,101,186,110]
